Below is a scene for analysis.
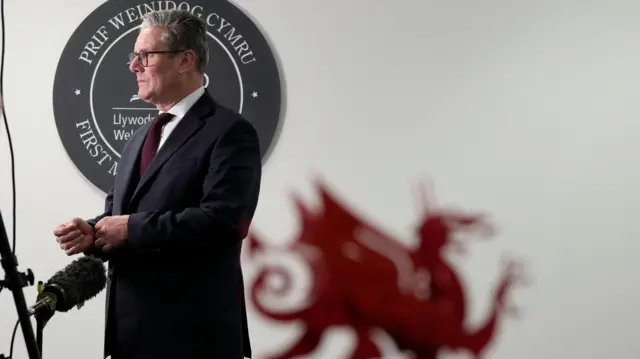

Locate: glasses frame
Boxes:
[128,50,187,67]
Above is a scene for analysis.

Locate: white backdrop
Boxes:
[2,0,640,358]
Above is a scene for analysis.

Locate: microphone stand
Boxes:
[35,313,48,358]
[34,281,52,358]
[36,319,43,357]
[0,210,41,359]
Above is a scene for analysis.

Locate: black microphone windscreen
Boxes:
[45,255,107,312]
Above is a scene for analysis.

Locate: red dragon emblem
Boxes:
[247,178,529,359]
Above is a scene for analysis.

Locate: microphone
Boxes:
[28,255,107,317]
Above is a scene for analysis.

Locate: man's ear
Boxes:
[179,50,197,73]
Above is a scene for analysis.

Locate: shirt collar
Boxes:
[159,86,205,118]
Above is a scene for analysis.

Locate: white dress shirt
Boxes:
[156,86,205,151]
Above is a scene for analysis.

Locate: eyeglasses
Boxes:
[128,50,186,67]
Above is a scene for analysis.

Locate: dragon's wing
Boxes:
[309,183,417,303]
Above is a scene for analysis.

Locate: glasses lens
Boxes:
[128,52,148,66]
[139,51,147,66]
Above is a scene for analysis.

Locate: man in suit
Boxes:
[53,9,260,359]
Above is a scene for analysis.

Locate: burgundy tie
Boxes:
[139,112,174,177]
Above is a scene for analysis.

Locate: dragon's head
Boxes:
[413,180,494,253]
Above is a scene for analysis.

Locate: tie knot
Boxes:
[152,112,174,129]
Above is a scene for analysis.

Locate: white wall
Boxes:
[2,0,640,358]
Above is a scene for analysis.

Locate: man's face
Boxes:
[129,27,181,104]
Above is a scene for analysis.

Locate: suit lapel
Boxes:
[128,92,215,205]
[113,121,150,213]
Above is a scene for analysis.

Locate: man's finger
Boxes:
[65,244,84,255]
[56,236,68,244]
[53,224,74,236]
[69,218,84,226]
[60,236,83,250]
[57,230,81,243]
[95,218,106,231]
[57,230,81,244]
[95,237,106,248]
[102,244,113,253]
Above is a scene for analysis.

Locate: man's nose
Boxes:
[129,57,142,73]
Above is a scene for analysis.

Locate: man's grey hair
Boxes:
[141,10,209,73]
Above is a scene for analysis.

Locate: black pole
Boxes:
[36,317,44,357]
[34,282,52,359]
[0,209,41,359]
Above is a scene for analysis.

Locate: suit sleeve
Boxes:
[83,186,114,261]
[126,119,262,252]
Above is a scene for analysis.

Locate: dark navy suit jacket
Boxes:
[85,90,260,359]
